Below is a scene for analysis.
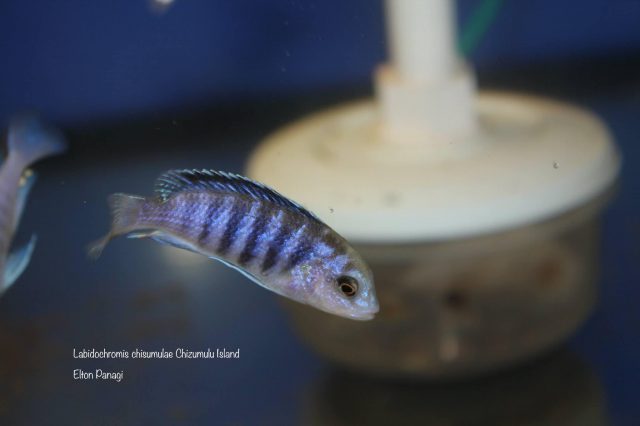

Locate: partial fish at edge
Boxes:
[3,234,37,292]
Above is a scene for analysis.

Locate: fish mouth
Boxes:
[344,307,379,321]
[315,306,378,321]
[349,313,376,321]
[314,299,379,321]
[317,305,378,321]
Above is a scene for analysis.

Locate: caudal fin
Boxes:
[87,194,146,259]
[7,115,67,168]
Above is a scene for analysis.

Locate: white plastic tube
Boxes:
[377,0,475,142]
[385,0,457,84]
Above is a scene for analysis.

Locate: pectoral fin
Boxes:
[3,234,37,292]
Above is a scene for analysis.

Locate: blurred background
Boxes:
[0,0,638,424]
[2,0,640,127]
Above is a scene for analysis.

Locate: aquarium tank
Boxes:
[0,0,638,425]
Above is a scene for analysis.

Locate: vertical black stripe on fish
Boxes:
[322,231,347,257]
[284,236,315,270]
[217,199,247,255]
[260,218,293,274]
[342,260,357,273]
[237,204,268,267]
[197,197,224,245]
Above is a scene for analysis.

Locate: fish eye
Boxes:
[337,276,358,297]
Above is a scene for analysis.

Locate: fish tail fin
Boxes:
[7,115,67,168]
[87,193,146,259]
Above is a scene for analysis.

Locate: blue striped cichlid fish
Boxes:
[0,116,66,295]
[90,169,379,320]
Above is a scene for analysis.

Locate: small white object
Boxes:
[149,0,175,14]
[378,0,477,143]
[385,0,457,84]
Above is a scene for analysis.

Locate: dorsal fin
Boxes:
[154,169,321,222]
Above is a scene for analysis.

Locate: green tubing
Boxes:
[459,0,505,55]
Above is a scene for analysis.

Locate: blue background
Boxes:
[1,0,639,126]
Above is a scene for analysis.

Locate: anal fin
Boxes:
[126,229,270,292]
[128,230,202,255]
[214,257,275,293]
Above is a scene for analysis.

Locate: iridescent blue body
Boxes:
[90,170,378,320]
